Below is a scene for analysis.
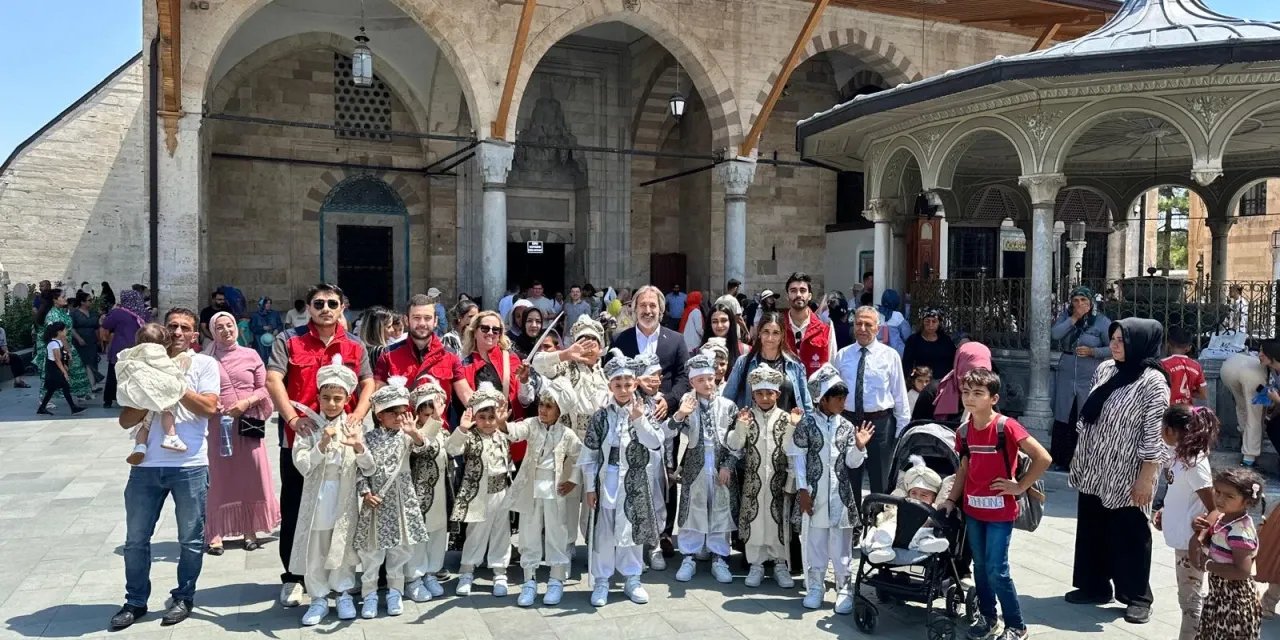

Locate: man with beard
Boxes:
[783,272,837,376]
[265,283,376,609]
[375,294,473,409]
[199,289,228,341]
[610,284,689,556]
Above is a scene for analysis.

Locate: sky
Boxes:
[0,0,1278,163]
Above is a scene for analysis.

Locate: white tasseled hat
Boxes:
[316,354,357,394]
[747,364,784,392]
[371,376,410,413]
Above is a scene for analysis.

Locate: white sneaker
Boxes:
[126,444,147,465]
[834,581,853,615]
[517,580,538,607]
[915,537,950,554]
[803,571,824,609]
[649,548,666,571]
[711,557,733,584]
[161,433,188,452]
[424,575,445,597]
[543,579,564,606]
[405,579,431,603]
[360,594,378,619]
[456,572,474,596]
[335,593,357,620]
[867,548,896,564]
[279,582,304,607]
[623,576,649,604]
[300,598,328,626]
[385,588,404,616]
[675,556,697,582]
[773,563,795,589]
[590,583,609,607]
[745,564,765,587]
[492,574,509,597]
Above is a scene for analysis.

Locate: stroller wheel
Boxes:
[944,584,965,618]
[854,600,878,633]
[927,616,956,640]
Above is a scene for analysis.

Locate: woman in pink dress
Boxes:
[205,312,281,554]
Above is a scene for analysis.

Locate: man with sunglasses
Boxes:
[110,308,221,631]
[783,272,837,377]
[265,283,376,609]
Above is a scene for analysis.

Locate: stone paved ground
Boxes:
[0,386,1277,640]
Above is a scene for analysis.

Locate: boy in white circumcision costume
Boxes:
[447,382,514,597]
[404,375,451,603]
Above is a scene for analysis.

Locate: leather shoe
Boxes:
[109,604,146,631]
[1123,605,1150,624]
[1064,589,1113,605]
[160,599,193,626]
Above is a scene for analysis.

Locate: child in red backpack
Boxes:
[940,367,1051,640]
[1162,327,1207,406]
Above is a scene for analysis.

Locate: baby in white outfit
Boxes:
[860,455,952,563]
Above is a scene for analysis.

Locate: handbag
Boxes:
[238,415,267,439]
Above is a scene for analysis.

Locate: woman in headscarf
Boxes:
[204,312,281,554]
[912,341,992,423]
[442,299,478,356]
[510,307,545,359]
[36,289,93,403]
[1049,286,1111,470]
[877,289,910,356]
[101,289,150,408]
[507,299,534,344]
[248,297,284,363]
[903,308,957,381]
[99,281,117,311]
[825,292,853,351]
[1065,318,1168,626]
[680,291,706,354]
[722,311,812,413]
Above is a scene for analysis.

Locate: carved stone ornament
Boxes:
[623,0,641,11]
[715,159,757,195]
[1205,216,1236,236]
[1184,94,1234,128]
[478,140,515,185]
[912,127,946,160]
[1018,173,1067,204]
[865,198,896,224]
[1023,109,1064,147]
[1190,162,1223,186]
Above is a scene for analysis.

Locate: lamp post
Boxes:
[1271,229,1280,281]
[1066,221,1088,287]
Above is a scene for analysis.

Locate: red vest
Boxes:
[374,335,463,410]
[786,313,832,376]
[281,323,368,447]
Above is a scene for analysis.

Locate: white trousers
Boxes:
[460,515,512,572]
[407,527,449,581]
[521,498,571,581]
[561,483,585,558]
[678,531,731,557]
[745,538,790,566]
[803,522,854,584]
[358,545,413,595]
[304,529,356,599]
[591,508,644,581]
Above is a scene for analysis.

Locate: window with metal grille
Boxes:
[333,53,392,142]
[1239,182,1267,216]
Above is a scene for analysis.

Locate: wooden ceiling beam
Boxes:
[155,0,182,153]
[958,11,1093,25]
[739,0,831,156]
[1032,22,1062,50]
[491,0,538,141]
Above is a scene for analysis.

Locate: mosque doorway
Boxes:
[508,241,566,297]
[338,225,394,310]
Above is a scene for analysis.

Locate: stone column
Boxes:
[938,217,950,280]
[715,158,756,290]
[1051,221,1066,292]
[891,216,910,292]
[478,140,514,310]
[867,199,894,305]
[1207,217,1234,283]
[1106,221,1128,281]
[1018,173,1067,440]
[1273,231,1280,281]
[156,114,204,309]
[1066,238,1088,286]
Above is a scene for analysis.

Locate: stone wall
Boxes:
[0,58,148,289]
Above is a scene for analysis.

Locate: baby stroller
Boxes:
[851,421,976,640]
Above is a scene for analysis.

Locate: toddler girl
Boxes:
[907,366,932,414]
[1191,467,1264,640]
[115,323,190,463]
[1152,404,1218,640]
[36,322,86,416]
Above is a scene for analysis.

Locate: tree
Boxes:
[1156,186,1190,273]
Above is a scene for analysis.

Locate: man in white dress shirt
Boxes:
[833,306,910,500]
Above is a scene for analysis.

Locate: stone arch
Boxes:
[632,58,682,150]
[1116,175,1217,217]
[184,0,492,138]
[1042,97,1209,175]
[1059,183,1121,225]
[1220,170,1280,217]
[931,117,1037,191]
[742,27,923,136]
[207,32,435,140]
[1207,87,1280,163]
[513,0,740,149]
[958,183,1030,224]
[869,139,927,201]
[301,170,423,223]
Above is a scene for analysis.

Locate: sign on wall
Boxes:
[527,241,544,255]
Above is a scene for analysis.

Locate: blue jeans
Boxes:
[966,517,1023,630]
[123,466,209,607]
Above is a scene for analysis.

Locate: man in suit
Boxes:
[610,284,690,558]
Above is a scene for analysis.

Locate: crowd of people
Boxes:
[5,273,1280,640]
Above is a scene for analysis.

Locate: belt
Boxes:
[855,409,892,420]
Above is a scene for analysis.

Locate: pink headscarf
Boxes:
[933,341,993,417]
[208,311,240,358]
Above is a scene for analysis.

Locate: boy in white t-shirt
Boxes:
[1152,404,1218,640]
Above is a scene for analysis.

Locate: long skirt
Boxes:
[1194,575,1261,640]
[205,420,281,543]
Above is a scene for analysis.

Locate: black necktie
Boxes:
[855,346,868,416]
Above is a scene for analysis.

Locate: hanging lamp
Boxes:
[352,1,374,87]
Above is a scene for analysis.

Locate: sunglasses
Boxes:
[311,299,341,310]
[794,331,803,343]
[476,325,502,335]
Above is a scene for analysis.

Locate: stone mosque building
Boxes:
[0,0,1125,310]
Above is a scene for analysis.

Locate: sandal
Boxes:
[206,544,224,556]
[243,539,261,552]
[13,380,29,389]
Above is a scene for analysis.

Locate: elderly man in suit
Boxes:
[610,284,690,559]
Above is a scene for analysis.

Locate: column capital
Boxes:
[1191,160,1223,186]
[865,198,896,224]
[1206,216,1236,237]
[478,139,514,186]
[1018,173,1067,205]
[715,157,757,197]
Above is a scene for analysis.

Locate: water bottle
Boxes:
[219,415,235,457]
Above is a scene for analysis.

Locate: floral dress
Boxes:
[38,306,91,398]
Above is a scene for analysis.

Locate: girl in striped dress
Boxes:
[1191,467,1265,640]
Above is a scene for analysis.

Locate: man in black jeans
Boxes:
[0,327,31,389]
